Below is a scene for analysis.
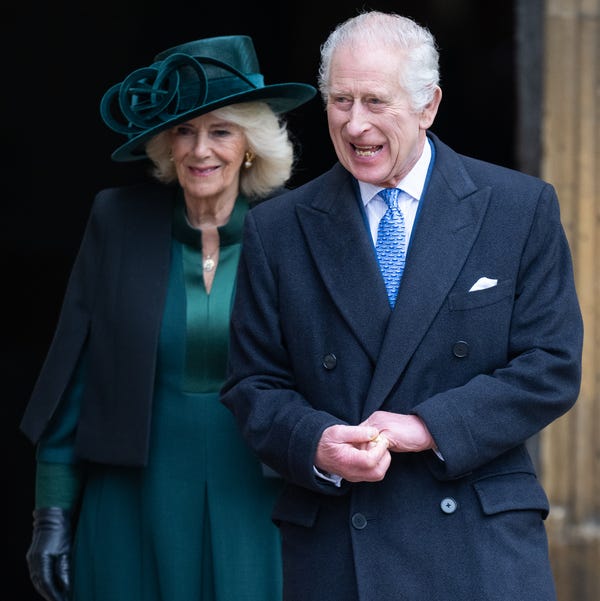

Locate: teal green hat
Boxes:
[100,35,317,162]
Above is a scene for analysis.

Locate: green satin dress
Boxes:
[49,196,283,600]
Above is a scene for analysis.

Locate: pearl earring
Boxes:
[244,151,255,169]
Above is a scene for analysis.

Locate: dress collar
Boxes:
[172,189,249,250]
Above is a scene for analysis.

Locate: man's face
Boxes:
[326,42,440,188]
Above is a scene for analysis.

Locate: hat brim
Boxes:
[110,82,317,162]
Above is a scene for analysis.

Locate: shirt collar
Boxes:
[358,137,432,206]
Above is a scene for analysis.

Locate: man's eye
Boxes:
[332,97,352,109]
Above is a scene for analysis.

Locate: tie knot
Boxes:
[379,188,401,208]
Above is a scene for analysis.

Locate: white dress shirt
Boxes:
[359,138,432,248]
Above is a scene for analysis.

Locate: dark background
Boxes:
[5,1,515,597]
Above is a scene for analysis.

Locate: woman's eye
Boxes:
[174,125,195,136]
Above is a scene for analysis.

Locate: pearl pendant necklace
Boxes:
[203,255,215,272]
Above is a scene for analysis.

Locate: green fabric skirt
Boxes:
[71,389,283,601]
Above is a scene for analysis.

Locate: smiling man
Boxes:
[221,10,583,601]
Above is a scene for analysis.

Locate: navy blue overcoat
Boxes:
[221,132,583,601]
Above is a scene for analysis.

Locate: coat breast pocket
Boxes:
[449,279,513,311]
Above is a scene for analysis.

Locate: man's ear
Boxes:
[420,86,442,129]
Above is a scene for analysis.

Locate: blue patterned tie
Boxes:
[375,188,406,308]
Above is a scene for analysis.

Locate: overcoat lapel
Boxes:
[363,137,491,417]
[296,164,391,364]
[295,140,493,414]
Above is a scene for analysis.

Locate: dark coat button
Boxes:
[440,497,458,514]
[351,513,367,529]
[452,341,469,358]
[323,353,337,370]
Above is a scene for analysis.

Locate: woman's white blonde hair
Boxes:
[145,101,295,198]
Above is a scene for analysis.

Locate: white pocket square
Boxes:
[469,277,498,292]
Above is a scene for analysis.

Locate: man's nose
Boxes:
[345,104,370,136]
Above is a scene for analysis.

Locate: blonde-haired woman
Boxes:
[21,34,315,601]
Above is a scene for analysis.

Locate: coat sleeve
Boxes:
[414,182,583,479]
[20,195,106,444]
[221,210,347,494]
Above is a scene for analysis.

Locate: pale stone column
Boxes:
[541,1,600,599]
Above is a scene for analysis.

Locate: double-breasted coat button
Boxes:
[452,341,469,358]
[322,353,337,370]
[440,497,458,514]
[351,513,367,529]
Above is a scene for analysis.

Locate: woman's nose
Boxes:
[190,132,211,157]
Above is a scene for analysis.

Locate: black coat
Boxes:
[21,182,175,466]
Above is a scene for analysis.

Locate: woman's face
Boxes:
[169,111,247,204]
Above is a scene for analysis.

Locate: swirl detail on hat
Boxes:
[101,54,260,136]
[99,35,317,162]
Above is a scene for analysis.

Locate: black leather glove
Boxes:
[26,507,72,601]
